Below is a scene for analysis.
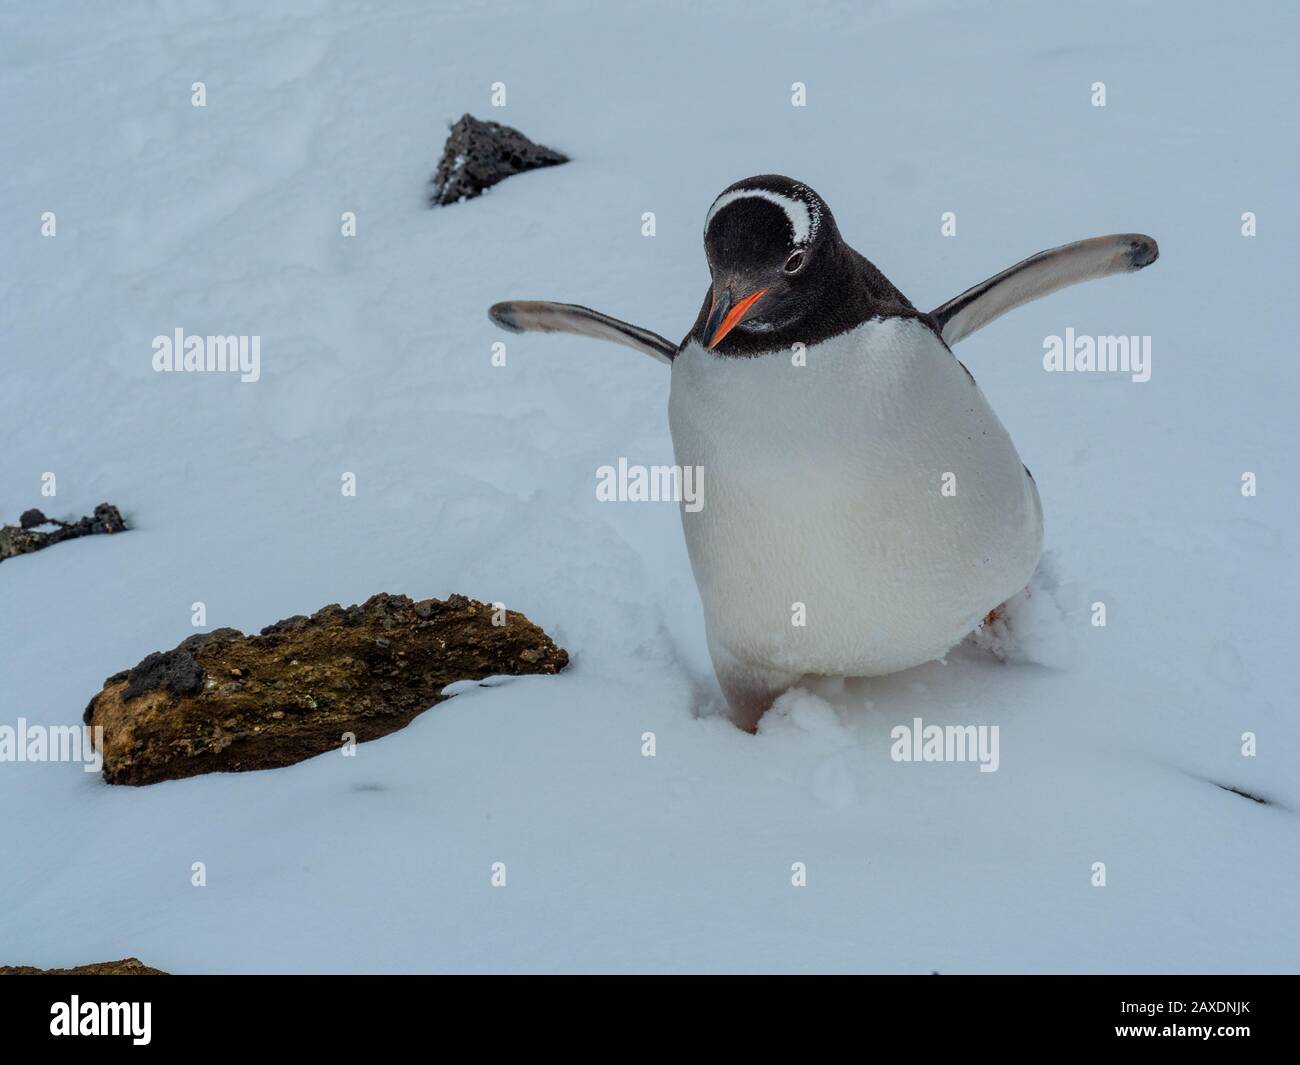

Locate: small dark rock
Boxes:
[180,628,244,653]
[260,615,309,637]
[89,504,127,534]
[0,502,128,563]
[122,649,206,702]
[1,957,167,976]
[429,114,567,206]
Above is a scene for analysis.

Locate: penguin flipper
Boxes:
[488,301,676,365]
[931,234,1158,346]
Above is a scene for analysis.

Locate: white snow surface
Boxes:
[1,0,1297,973]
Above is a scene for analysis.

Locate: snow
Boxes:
[1,0,1297,973]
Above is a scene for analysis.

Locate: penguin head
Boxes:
[701,175,839,350]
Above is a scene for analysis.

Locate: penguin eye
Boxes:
[783,251,805,274]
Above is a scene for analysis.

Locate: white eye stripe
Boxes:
[705,189,813,246]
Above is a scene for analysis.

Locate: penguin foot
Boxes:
[969,600,1018,662]
[707,637,800,734]
[967,558,1077,668]
[720,674,791,733]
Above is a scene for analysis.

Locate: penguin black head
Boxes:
[699,175,842,350]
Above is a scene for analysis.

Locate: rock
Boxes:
[84,593,569,786]
[0,958,167,975]
[121,649,206,701]
[0,503,127,564]
[429,114,567,206]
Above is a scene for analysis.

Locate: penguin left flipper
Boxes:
[931,233,1159,347]
[489,300,676,365]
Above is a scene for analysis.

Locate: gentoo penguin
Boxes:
[490,174,1157,731]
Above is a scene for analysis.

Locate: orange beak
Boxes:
[705,288,767,350]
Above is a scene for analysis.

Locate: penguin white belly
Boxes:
[668,317,1043,678]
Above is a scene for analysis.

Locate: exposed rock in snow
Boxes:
[0,957,167,976]
[84,594,569,785]
[0,504,126,563]
[429,114,567,205]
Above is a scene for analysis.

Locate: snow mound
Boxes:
[759,688,851,744]
[964,554,1078,670]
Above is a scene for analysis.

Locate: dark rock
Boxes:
[89,503,127,534]
[122,649,206,702]
[84,593,569,786]
[0,958,167,976]
[429,114,567,206]
[259,615,309,637]
[0,502,127,563]
[179,628,244,654]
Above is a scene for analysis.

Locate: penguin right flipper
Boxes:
[931,233,1158,347]
[489,301,676,365]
